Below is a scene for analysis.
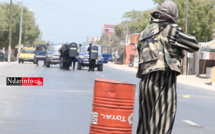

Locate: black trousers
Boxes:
[69,57,76,70]
[62,55,70,70]
[137,71,177,134]
[89,59,96,71]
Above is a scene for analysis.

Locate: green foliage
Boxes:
[97,0,215,50]
[97,34,121,49]
[153,0,215,42]
[103,9,154,50]
[0,3,41,49]
[33,38,47,47]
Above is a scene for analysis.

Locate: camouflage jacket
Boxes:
[136,19,199,78]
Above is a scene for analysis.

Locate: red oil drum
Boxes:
[90,78,136,134]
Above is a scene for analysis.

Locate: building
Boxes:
[87,36,101,44]
[102,24,116,36]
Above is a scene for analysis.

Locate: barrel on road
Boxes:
[90,78,136,134]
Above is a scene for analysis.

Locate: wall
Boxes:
[124,45,137,65]
[130,34,139,45]
[199,59,215,74]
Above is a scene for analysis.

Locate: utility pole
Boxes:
[8,0,12,63]
[183,3,188,75]
[18,1,23,53]
[125,18,129,46]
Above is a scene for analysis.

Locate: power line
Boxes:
[26,13,109,27]
[24,1,121,24]
[37,0,122,20]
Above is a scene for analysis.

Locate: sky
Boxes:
[1,0,156,44]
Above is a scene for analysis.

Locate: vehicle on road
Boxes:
[18,47,35,63]
[101,46,112,63]
[77,44,103,71]
[46,44,62,67]
[34,44,47,64]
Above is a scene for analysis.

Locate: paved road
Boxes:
[0,61,215,134]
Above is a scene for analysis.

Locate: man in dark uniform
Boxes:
[136,1,200,134]
[68,42,78,71]
[64,44,70,70]
[59,43,70,70]
[87,43,96,72]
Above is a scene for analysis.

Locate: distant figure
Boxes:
[87,43,98,72]
[136,1,200,134]
[68,42,79,71]
[59,44,70,70]
[64,44,70,70]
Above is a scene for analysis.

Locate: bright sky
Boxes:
[1,0,156,44]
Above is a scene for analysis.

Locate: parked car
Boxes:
[101,46,112,63]
[77,44,103,71]
[18,47,35,63]
[45,44,62,67]
[102,53,112,63]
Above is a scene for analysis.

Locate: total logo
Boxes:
[99,113,133,125]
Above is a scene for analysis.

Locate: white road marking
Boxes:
[95,72,104,77]
[182,120,201,127]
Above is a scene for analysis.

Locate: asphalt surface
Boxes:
[0,61,215,134]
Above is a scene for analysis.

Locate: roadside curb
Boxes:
[0,61,17,66]
[106,63,215,91]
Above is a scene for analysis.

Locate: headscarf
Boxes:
[151,0,178,23]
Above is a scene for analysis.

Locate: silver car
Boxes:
[46,44,62,67]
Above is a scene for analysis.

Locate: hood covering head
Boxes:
[151,0,178,23]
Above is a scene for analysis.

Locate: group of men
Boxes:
[59,43,98,71]
[59,42,78,71]
[35,42,98,72]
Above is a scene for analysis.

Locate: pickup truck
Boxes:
[77,44,104,71]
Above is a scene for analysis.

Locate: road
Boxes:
[0,61,215,134]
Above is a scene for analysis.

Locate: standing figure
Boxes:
[59,44,70,70]
[87,44,98,72]
[68,42,78,71]
[59,44,65,69]
[64,44,70,70]
[136,1,200,134]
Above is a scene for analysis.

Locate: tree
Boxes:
[98,9,155,51]
[153,0,215,42]
[122,10,153,33]
[0,4,8,43]
[0,3,41,49]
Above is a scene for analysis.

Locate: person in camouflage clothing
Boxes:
[136,1,199,134]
